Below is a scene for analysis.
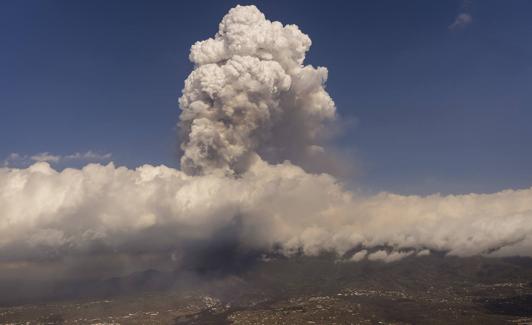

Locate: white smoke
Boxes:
[179,5,335,175]
[350,250,368,262]
[1,5,532,280]
[367,250,414,263]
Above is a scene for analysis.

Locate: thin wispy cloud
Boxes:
[449,0,473,31]
[64,150,112,161]
[2,150,112,167]
[449,13,473,31]
[30,152,60,163]
[1,153,26,167]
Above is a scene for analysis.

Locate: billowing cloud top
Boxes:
[179,5,335,175]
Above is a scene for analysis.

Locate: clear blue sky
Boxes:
[1,0,531,194]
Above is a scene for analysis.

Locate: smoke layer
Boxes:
[1,5,532,286]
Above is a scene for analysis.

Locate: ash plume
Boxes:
[179,5,335,175]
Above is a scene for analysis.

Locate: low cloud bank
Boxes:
[1,159,531,268]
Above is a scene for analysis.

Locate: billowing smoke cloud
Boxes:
[179,5,335,175]
[1,5,532,294]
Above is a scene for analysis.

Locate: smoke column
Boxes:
[179,5,335,175]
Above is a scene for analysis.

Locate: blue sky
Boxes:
[1,0,531,194]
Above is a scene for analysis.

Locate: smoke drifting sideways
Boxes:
[1,5,532,301]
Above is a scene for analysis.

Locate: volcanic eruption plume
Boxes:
[1,6,532,296]
[179,5,335,175]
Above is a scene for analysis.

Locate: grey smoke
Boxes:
[178,5,335,175]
